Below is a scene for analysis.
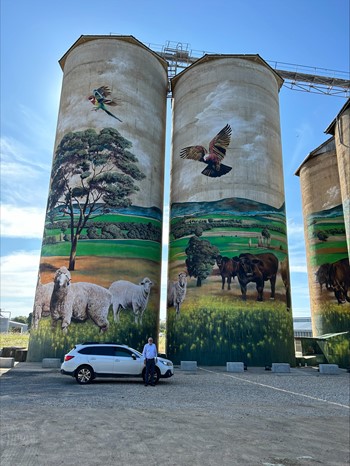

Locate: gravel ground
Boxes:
[0,363,349,466]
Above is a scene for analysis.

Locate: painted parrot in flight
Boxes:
[88,86,122,122]
[179,124,232,177]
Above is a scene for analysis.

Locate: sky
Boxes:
[1,0,349,321]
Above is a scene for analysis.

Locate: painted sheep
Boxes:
[33,274,54,329]
[167,272,187,318]
[50,266,111,333]
[109,277,153,325]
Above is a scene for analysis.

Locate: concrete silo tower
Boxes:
[325,99,350,254]
[29,36,168,361]
[167,55,294,366]
[296,103,350,367]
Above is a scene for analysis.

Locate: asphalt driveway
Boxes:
[0,363,349,466]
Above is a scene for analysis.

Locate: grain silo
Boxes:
[325,99,350,254]
[28,35,168,361]
[167,55,295,366]
[295,138,349,339]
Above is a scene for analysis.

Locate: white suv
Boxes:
[60,343,174,385]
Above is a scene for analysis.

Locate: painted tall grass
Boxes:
[27,311,159,362]
[166,296,295,366]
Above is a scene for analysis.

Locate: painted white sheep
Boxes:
[167,272,187,318]
[109,277,153,325]
[33,274,54,329]
[50,266,112,333]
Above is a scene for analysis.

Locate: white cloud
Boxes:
[0,250,41,318]
[0,136,51,206]
[287,218,305,237]
[1,204,46,238]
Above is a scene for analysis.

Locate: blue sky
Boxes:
[1,0,349,320]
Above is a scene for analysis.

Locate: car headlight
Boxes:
[159,360,173,366]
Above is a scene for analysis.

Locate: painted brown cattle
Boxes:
[328,258,350,304]
[315,263,332,292]
[216,255,238,290]
[232,252,279,301]
[280,256,291,311]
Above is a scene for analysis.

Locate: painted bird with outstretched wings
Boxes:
[180,124,232,177]
[88,86,122,122]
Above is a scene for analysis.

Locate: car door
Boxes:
[113,347,143,375]
[83,346,115,374]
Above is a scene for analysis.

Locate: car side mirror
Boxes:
[131,354,137,360]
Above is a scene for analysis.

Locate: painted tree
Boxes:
[185,235,219,287]
[261,226,271,246]
[47,127,145,270]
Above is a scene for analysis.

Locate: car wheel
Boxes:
[142,366,160,384]
[153,367,160,384]
[75,365,94,384]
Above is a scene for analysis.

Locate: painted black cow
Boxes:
[232,252,279,301]
[328,258,350,304]
[280,256,291,311]
[315,263,332,292]
[216,255,238,290]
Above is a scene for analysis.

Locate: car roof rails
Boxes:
[81,341,127,346]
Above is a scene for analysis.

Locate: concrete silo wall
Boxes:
[28,36,167,361]
[334,105,350,254]
[298,139,349,343]
[167,56,294,366]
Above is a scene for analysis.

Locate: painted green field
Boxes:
[167,296,295,366]
[41,239,161,261]
[169,236,287,263]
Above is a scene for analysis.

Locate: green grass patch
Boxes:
[0,333,30,349]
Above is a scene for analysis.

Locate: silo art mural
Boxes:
[166,55,295,366]
[28,36,168,361]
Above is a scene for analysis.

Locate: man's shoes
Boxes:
[151,383,155,386]
[144,384,148,386]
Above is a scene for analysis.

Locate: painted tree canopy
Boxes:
[185,235,219,287]
[47,127,146,270]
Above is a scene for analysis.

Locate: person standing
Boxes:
[142,337,157,386]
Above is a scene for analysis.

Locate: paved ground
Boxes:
[0,363,349,466]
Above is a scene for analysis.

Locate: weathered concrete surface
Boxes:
[0,357,14,368]
[319,364,340,374]
[42,358,61,368]
[181,360,197,371]
[272,363,291,373]
[226,362,244,372]
[0,363,349,466]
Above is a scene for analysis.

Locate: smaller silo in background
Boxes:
[325,99,350,254]
[295,136,349,366]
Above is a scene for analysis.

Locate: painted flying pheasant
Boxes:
[179,124,232,177]
[88,86,122,122]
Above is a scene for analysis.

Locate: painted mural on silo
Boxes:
[326,99,350,255]
[167,55,295,366]
[28,36,167,361]
[296,138,350,367]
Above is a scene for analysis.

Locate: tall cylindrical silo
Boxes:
[326,99,350,255]
[28,35,167,361]
[167,55,294,366]
[296,137,349,365]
